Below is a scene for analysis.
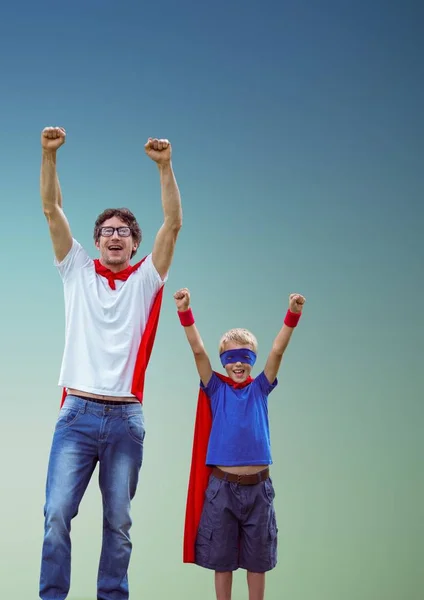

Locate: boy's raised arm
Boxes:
[264,293,306,384]
[174,288,213,387]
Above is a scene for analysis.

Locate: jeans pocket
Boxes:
[55,407,81,431]
[126,414,145,444]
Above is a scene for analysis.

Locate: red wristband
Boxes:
[178,308,195,327]
[284,309,301,328]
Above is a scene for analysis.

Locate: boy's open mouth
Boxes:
[233,369,245,377]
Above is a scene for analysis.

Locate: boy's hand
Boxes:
[174,288,191,311]
[289,293,306,313]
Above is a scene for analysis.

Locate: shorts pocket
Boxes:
[268,516,278,566]
[55,407,81,431]
[262,478,276,503]
[126,414,146,444]
[195,526,213,564]
[205,476,222,502]
[269,519,278,540]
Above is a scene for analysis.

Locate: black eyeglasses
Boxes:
[99,227,132,237]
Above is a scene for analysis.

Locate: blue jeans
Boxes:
[39,395,145,600]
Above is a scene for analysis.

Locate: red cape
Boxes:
[183,372,253,563]
[60,255,164,406]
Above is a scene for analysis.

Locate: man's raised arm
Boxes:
[41,126,72,262]
[145,137,182,280]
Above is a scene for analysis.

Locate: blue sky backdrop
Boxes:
[0,1,422,599]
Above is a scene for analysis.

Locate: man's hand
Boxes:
[41,127,66,153]
[174,288,190,311]
[289,293,306,314]
[144,138,171,165]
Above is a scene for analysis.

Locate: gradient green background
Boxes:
[1,1,422,599]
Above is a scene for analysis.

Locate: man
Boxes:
[39,126,182,600]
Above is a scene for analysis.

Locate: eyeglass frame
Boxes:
[99,226,132,237]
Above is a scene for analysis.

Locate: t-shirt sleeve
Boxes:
[137,253,167,306]
[253,370,278,396]
[200,372,225,399]
[54,238,92,282]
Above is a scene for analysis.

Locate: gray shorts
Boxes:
[195,471,278,572]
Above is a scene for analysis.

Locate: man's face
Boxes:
[95,216,138,268]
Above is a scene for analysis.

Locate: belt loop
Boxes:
[81,401,87,414]
[258,471,262,482]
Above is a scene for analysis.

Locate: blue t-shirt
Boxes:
[200,371,278,467]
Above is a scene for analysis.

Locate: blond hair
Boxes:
[219,328,258,354]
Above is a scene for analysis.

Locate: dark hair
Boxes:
[93,208,142,258]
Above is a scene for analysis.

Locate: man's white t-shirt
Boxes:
[55,238,166,397]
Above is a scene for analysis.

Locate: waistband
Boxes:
[63,394,142,417]
[212,467,269,485]
[70,394,136,406]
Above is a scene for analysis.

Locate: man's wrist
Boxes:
[42,149,57,161]
[157,160,172,172]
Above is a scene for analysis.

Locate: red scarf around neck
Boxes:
[183,373,253,563]
[93,258,142,290]
[60,256,164,406]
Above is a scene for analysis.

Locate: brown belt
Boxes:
[212,467,269,485]
[70,394,136,406]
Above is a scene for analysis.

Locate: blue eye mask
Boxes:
[220,349,257,367]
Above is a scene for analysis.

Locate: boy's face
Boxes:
[221,343,255,383]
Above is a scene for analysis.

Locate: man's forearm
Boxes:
[56,172,63,208]
[158,162,182,229]
[41,150,61,214]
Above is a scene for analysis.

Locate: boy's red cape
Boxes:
[183,372,253,563]
[60,256,164,406]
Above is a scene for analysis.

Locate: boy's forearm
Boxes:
[264,307,303,383]
[271,324,295,357]
[175,296,213,386]
[182,321,207,356]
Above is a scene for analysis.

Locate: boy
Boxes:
[174,287,305,600]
